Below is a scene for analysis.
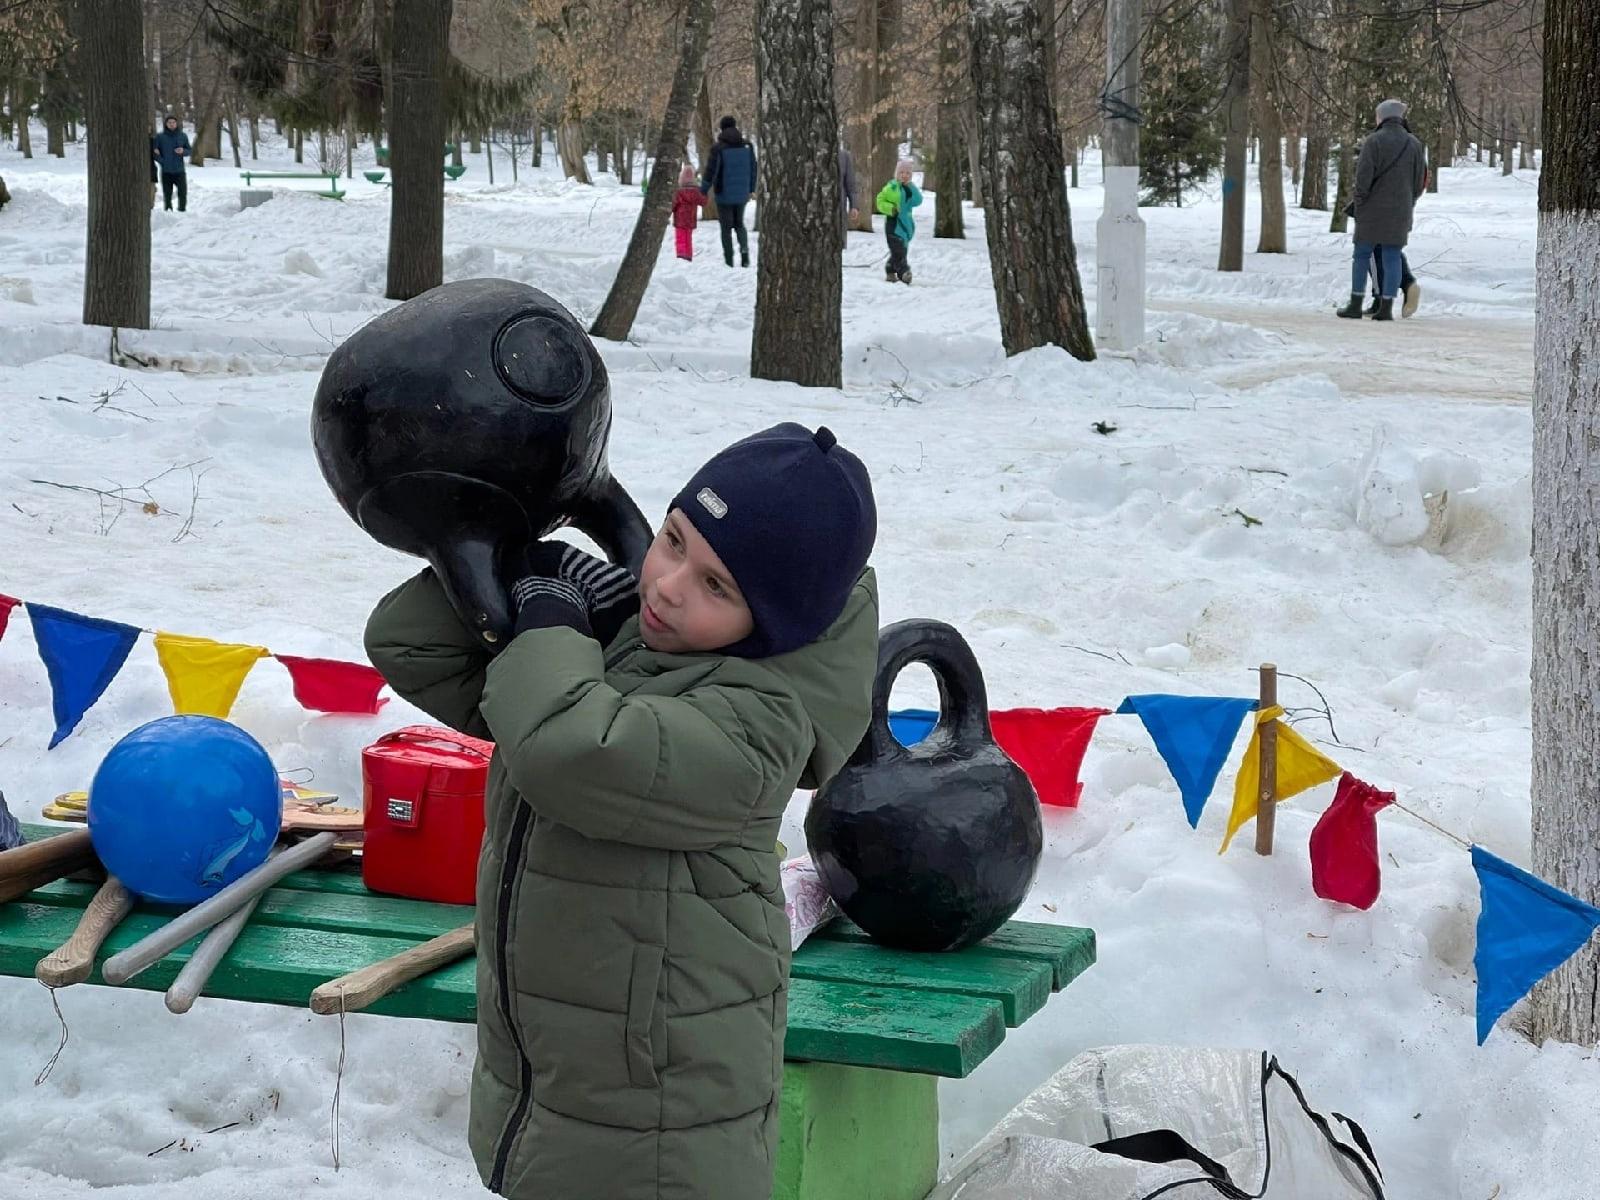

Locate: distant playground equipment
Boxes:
[365,143,467,186]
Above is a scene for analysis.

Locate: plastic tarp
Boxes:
[930,1044,1384,1200]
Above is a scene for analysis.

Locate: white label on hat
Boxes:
[696,487,729,518]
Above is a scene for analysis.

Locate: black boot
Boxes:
[1335,292,1364,319]
[740,251,749,268]
[1372,298,1395,322]
[1363,295,1380,316]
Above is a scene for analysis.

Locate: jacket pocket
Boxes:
[625,945,665,1088]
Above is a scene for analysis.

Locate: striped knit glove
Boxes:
[509,541,639,644]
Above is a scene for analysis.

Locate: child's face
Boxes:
[637,509,754,654]
[896,165,913,183]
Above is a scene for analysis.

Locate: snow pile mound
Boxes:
[1355,425,1430,546]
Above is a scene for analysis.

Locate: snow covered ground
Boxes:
[0,128,1570,1198]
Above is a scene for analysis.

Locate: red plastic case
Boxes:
[361,725,494,905]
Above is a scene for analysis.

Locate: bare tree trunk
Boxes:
[1329,138,1353,232]
[932,0,965,239]
[295,127,304,162]
[969,0,1094,360]
[591,0,713,342]
[17,89,33,158]
[1504,110,1517,175]
[847,0,878,232]
[248,112,258,159]
[226,103,242,168]
[965,98,982,207]
[1300,131,1329,209]
[1251,0,1285,253]
[78,0,151,329]
[751,0,843,387]
[486,128,495,183]
[694,76,717,219]
[1531,0,1600,1050]
[385,0,453,301]
[1287,126,1300,186]
[870,0,902,192]
[1217,0,1250,270]
[557,100,592,183]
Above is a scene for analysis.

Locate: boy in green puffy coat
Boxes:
[875,158,923,285]
[365,423,879,1200]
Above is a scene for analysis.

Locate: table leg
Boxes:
[774,1062,939,1200]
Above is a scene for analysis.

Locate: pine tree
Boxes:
[1139,8,1223,208]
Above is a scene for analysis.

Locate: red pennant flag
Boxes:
[991,707,1110,808]
[1309,772,1395,910]
[275,655,389,715]
[0,594,17,643]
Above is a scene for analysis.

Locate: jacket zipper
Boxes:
[488,640,640,1189]
[487,800,535,1192]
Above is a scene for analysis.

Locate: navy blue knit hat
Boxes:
[671,423,876,658]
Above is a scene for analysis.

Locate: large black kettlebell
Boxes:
[312,278,653,648]
[806,619,1043,952]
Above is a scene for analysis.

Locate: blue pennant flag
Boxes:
[889,708,940,747]
[1116,694,1257,827]
[1472,845,1600,1044]
[27,603,141,749]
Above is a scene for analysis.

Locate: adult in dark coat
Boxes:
[838,142,860,249]
[700,116,757,267]
[153,114,192,213]
[1336,99,1426,321]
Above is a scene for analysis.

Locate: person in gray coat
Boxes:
[838,142,860,249]
[1336,98,1427,322]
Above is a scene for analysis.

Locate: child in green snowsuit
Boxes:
[875,158,923,285]
[365,423,879,1200]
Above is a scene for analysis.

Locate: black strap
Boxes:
[1092,1129,1237,1185]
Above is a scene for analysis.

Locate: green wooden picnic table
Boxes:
[1,824,1094,1200]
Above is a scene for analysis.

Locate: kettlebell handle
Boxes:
[853,619,995,766]
[566,474,654,579]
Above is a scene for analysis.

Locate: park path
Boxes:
[1151,298,1535,405]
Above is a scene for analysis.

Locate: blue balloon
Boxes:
[89,716,281,904]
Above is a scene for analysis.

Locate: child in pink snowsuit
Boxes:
[671,163,700,260]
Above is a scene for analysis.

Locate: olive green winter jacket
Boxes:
[364,567,878,1200]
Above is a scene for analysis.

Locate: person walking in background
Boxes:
[1336,98,1425,321]
[670,163,701,261]
[153,114,191,213]
[700,115,757,268]
[838,138,860,249]
[875,158,922,285]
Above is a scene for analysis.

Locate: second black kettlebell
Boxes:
[806,619,1044,952]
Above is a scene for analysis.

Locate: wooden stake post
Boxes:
[1255,663,1278,855]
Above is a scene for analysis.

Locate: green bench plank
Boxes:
[783,977,1005,1078]
[818,918,1097,992]
[22,877,470,942]
[0,901,477,1020]
[791,937,1050,1027]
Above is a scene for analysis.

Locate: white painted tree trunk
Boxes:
[1531,213,1600,1044]
[1095,0,1144,350]
[1530,0,1600,1047]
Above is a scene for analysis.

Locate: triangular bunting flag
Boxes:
[153,632,268,719]
[991,707,1111,808]
[1473,845,1600,1044]
[27,603,141,748]
[1116,695,1257,827]
[1220,706,1342,852]
[0,593,18,644]
[275,654,389,715]
[1309,773,1395,910]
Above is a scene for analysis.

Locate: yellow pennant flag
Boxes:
[1220,705,1342,853]
[153,632,269,720]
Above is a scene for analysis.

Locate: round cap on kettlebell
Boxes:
[493,314,591,406]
